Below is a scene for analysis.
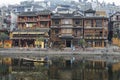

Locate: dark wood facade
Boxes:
[50,10,108,48]
[50,12,84,48]
[11,10,51,48]
[11,9,108,48]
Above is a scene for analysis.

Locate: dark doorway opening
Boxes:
[66,40,71,47]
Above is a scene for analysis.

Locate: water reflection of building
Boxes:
[72,59,108,80]
[108,62,120,80]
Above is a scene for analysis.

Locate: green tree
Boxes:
[79,39,85,47]
[79,39,86,51]
[113,33,118,38]
[0,33,9,47]
[37,37,44,42]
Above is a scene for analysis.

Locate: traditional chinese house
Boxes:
[11,10,51,48]
[50,11,84,48]
[84,9,108,47]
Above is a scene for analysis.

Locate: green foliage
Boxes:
[113,34,118,38]
[79,39,85,47]
[0,64,9,75]
[0,33,9,41]
[36,37,44,41]
[0,33,9,48]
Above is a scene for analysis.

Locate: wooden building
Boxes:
[50,9,108,48]
[84,9,108,47]
[109,12,120,46]
[50,11,84,48]
[11,10,51,48]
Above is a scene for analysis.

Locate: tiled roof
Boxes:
[19,12,37,16]
[37,10,52,15]
[52,12,83,18]
[84,9,96,13]
[19,10,51,16]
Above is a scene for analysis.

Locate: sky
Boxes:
[0,0,120,6]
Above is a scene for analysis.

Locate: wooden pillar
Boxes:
[93,19,96,27]
[47,22,49,28]
[84,20,86,27]
[83,19,85,39]
[65,40,66,47]
[38,16,40,27]
[102,19,105,37]
[60,19,62,25]
[25,16,27,21]
[93,41,95,47]
[19,39,21,47]
[102,19,104,27]
[38,21,40,27]
[102,40,104,47]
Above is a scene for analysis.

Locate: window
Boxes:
[116,15,120,20]
[54,20,60,25]
[95,41,102,47]
[85,20,92,27]
[99,31,102,36]
[96,20,102,27]
[61,29,72,34]
[40,15,48,19]
[53,20,60,25]
[74,20,82,26]
[62,19,72,24]
[27,9,31,11]
[40,22,48,27]
[55,29,59,34]
[86,13,94,16]
[75,20,80,25]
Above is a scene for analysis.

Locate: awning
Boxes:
[11,37,36,39]
[59,36,74,39]
[12,32,45,34]
[27,32,45,34]
[19,32,28,34]
[12,32,19,34]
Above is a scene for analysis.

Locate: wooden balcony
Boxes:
[59,33,74,39]
[51,25,61,28]
[84,26,103,29]
[17,20,26,23]
[37,18,50,21]
[18,19,37,23]
[73,25,83,28]
[25,19,37,22]
[60,25,73,28]
[84,36,107,39]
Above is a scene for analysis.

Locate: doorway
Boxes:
[66,40,71,47]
